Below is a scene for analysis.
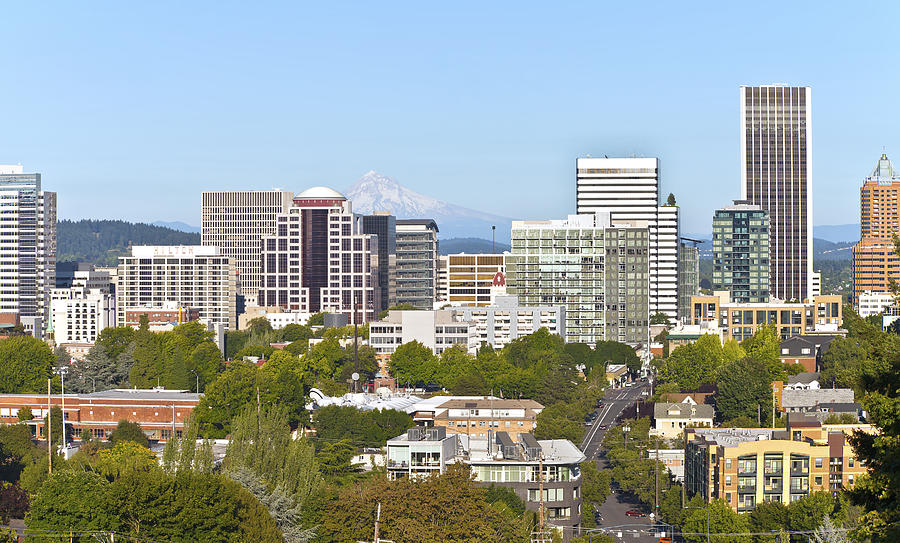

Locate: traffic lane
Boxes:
[592,489,658,542]
[582,382,647,457]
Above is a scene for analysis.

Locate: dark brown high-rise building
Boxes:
[740,85,812,301]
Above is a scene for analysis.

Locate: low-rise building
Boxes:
[429,398,543,438]
[784,372,820,391]
[123,303,201,330]
[238,306,310,330]
[856,291,896,317]
[369,310,477,355]
[778,387,855,415]
[779,335,838,373]
[652,401,715,439]
[386,427,584,540]
[449,295,565,349]
[647,448,685,482]
[605,364,628,387]
[685,415,873,512]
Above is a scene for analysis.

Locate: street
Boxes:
[580,381,663,542]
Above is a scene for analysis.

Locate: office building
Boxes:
[449,295,565,349]
[0,165,57,328]
[507,213,650,345]
[678,242,700,322]
[740,85,812,301]
[684,415,871,511]
[201,190,294,300]
[856,291,896,317]
[50,289,115,345]
[257,187,379,323]
[369,309,476,355]
[436,255,448,302]
[687,292,842,342]
[443,253,506,306]
[116,246,237,329]
[122,302,201,330]
[712,200,770,303]
[360,212,397,312]
[576,157,679,320]
[811,272,821,297]
[386,428,584,539]
[851,153,900,308]
[395,219,439,309]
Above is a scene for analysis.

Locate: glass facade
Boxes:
[712,202,770,303]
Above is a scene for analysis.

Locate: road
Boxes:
[580,381,664,542]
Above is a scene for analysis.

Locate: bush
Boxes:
[109,420,149,448]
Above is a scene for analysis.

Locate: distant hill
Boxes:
[58,219,201,266]
[813,223,859,243]
[152,220,201,233]
[439,238,511,255]
[813,238,853,261]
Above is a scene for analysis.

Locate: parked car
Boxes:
[625,510,644,517]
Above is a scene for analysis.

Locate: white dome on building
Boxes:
[296,186,346,200]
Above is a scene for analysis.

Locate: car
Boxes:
[598,424,608,430]
[625,382,633,387]
[596,402,605,408]
[625,510,644,517]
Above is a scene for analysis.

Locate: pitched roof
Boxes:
[788,372,820,385]
[780,335,839,357]
[782,389,855,409]
[654,402,715,420]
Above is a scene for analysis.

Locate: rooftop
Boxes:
[295,186,346,200]
[782,388,855,409]
[654,402,715,420]
[787,372,820,385]
[81,388,201,401]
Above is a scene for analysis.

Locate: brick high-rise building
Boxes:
[851,153,900,308]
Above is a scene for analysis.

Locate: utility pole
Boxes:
[55,367,69,454]
[655,434,660,516]
[47,378,52,474]
[373,502,380,542]
[491,225,496,253]
[353,292,359,393]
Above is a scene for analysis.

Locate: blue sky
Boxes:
[2,2,898,234]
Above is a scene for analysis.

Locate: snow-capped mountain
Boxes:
[345,171,513,241]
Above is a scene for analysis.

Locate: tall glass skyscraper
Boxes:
[740,85,812,301]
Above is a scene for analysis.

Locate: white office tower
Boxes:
[116,246,237,329]
[576,157,679,320]
[0,165,57,328]
[201,190,294,300]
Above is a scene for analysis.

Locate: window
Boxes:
[815,476,823,485]
[848,457,854,467]
[815,458,823,468]
[725,458,732,469]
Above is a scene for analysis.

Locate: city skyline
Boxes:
[2,3,898,234]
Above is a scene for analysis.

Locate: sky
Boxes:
[2,2,898,235]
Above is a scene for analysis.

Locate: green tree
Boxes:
[70,344,130,393]
[95,326,136,360]
[16,406,32,422]
[666,192,676,206]
[388,340,438,386]
[580,461,611,527]
[749,500,789,542]
[307,312,325,327]
[246,317,274,337]
[0,336,55,393]
[188,341,224,392]
[173,320,215,346]
[658,334,727,389]
[26,470,117,539]
[279,323,313,344]
[43,406,71,449]
[109,420,149,448]
[650,312,672,326]
[195,361,260,437]
[224,329,249,360]
[682,499,749,543]
[741,324,785,382]
[312,405,413,448]
[715,356,772,425]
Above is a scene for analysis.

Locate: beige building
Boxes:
[443,253,506,306]
[685,414,872,512]
[409,397,543,438]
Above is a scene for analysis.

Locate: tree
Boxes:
[246,317,274,337]
[92,440,158,480]
[682,499,749,543]
[715,357,772,424]
[26,471,117,536]
[109,420,150,448]
[280,323,313,344]
[650,312,672,326]
[741,324,785,382]
[658,334,728,389]
[173,320,215,346]
[580,461,611,527]
[71,343,130,393]
[0,483,27,523]
[388,340,438,386]
[749,500,789,541]
[195,361,260,437]
[43,406,71,448]
[0,336,55,393]
[95,326,136,360]
[313,406,413,448]
[666,193,676,206]
[16,407,32,422]
[307,312,325,327]
[189,342,225,393]
[224,329,249,360]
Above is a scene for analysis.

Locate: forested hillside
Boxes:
[58,219,200,266]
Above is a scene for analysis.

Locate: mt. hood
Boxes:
[345,171,512,241]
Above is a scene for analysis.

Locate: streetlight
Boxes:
[622,424,630,450]
[53,367,69,454]
[189,369,199,393]
[683,504,710,543]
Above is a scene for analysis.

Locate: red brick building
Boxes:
[0,388,200,442]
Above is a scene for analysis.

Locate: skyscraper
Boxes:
[678,241,700,321]
[395,219,439,309]
[360,212,397,313]
[576,157,679,320]
[851,153,900,307]
[711,201,770,303]
[740,85,812,301]
[0,165,56,327]
[201,190,294,301]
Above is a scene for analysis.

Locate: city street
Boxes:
[580,381,664,542]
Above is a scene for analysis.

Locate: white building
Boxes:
[0,165,57,329]
[652,401,715,439]
[201,190,294,299]
[50,289,115,344]
[646,449,685,482]
[576,157,679,320]
[369,310,477,355]
[116,246,237,329]
[449,295,564,349]
[811,272,821,297]
[857,291,895,317]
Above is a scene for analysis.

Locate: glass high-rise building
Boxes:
[395,219,439,309]
[740,85,812,301]
[677,242,700,321]
[361,212,397,313]
[712,201,770,303]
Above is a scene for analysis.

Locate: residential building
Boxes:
[395,219,439,309]
[777,386,855,415]
[360,212,397,312]
[237,306,308,330]
[369,309,476,355]
[685,415,872,512]
[0,388,200,442]
[852,154,900,308]
[712,201,770,303]
[50,289,115,344]
[811,272,821,297]
[652,401,715,439]
[257,187,379,323]
[436,255,448,302]
[201,190,294,300]
[443,253,506,306]
[386,428,584,539]
[507,213,650,346]
[0,165,57,329]
[856,291,896,317]
[416,397,544,438]
[449,295,565,349]
[784,373,820,391]
[122,303,201,329]
[116,246,237,329]
[678,241,700,322]
[687,292,842,341]
[778,335,838,373]
[647,448,685,482]
[740,85,813,301]
[576,157,679,320]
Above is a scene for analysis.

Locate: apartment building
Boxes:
[507,213,650,345]
[685,415,872,512]
[395,219,439,309]
[852,154,900,308]
[856,291,896,317]
[122,303,201,330]
[50,288,115,344]
[116,246,237,329]
[386,428,584,540]
[687,292,842,342]
[712,200,770,303]
[0,165,57,329]
[443,253,506,306]
[678,242,700,322]
[369,309,476,355]
[257,187,379,323]
[449,295,564,349]
[201,190,294,300]
[576,157,679,320]
[422,397,544,438]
